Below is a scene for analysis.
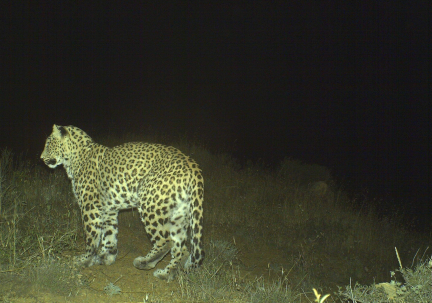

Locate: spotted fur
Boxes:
[41,125,204,281]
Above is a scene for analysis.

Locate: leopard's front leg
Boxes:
[74,202,103,267]
[98,211,119,265]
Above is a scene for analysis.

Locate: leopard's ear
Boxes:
[53,124,68,138]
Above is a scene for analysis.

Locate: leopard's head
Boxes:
[41,124,71,168]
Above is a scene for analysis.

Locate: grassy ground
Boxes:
[0,133,430,302]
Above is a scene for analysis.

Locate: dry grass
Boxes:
[0,131,430,302]
[0,149,80,271]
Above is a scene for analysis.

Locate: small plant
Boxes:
[104,282,122,296]
[313,288,330,303]
[337,249,432,302]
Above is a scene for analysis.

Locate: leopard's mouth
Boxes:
[43,158,58,167]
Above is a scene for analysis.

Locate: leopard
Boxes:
[40,124,204,281]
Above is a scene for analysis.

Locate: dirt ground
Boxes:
[1,210,295,303]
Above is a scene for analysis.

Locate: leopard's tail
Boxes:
[186,167,205,269]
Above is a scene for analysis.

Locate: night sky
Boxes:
[1,2,430,229]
